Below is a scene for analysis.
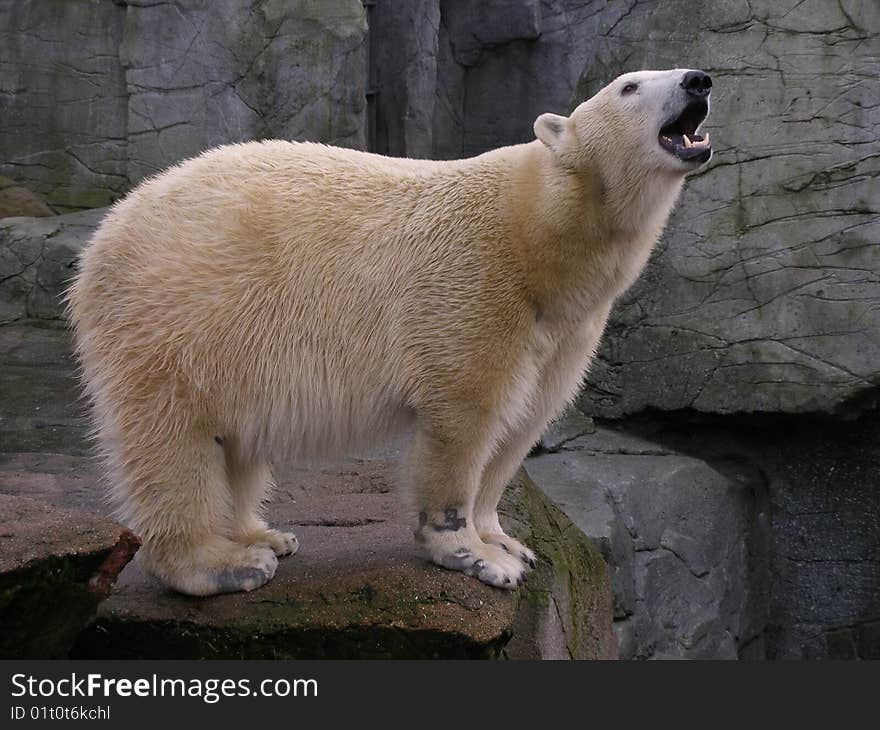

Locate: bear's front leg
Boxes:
[406,427,528,589]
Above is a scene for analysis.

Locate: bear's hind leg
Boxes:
[406,425,528,589]
[117,428,279,596]
[225,448,299,558]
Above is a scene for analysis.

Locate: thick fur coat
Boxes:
[67,69,713,595]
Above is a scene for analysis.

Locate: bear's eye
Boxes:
[621,82,638,95]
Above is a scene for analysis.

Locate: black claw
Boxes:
[504,576,511,584]
[499,542,511,554]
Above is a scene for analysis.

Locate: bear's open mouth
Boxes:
[658,99,711,163]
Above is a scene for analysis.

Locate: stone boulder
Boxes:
[526,425,770,659]
[0,494,138,659]
[0,178,54,219]
[0,208,105,324]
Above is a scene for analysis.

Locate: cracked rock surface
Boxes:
[2,1,877,413]
[527,421,770,659]
[582,0,880,416]
[0,0,367,212]
[373,0,880,416]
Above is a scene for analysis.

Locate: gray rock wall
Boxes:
[0,0,367,212]
[599,411,880,661]
[372,0,880,417]
[526,425,771,659]
[0,0,128,211]
[576,0,880,418]
[0,209,104,325]
[374,0,599,160]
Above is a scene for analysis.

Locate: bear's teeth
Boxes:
[683,135,692,148]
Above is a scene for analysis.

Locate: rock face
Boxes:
[121,0,367,186]
[3,0,876,411]
[373,0,880,417]
[526,426,770,659]
[622,412,880,661]
[0,0,367,212]
[576,0,880,418]
[372,0,596,159]
[0,1,128,212]
[0,494,137,659]
[0,209,105,325]
[759,414,880,659]
[528,407,880,660]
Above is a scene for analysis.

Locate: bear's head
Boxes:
[534,69,713,177]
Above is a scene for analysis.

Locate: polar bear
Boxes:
[67,69,713,596]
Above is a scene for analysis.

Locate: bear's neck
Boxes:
[506,141,684,321]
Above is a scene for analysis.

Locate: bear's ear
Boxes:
[534,113,571,153]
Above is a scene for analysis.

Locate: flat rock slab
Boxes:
[72,465,615,660]
[0,494,137,658]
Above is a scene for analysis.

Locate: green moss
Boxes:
[500,470,614,659]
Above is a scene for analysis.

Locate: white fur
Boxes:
[66,69,711,595]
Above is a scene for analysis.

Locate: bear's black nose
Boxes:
[681,70,712,97]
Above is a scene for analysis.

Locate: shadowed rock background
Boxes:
[1,0,878,659]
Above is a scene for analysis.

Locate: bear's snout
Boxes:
[680,70,712,98]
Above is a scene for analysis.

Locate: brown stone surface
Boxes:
[0,177,53,219]
[0,447,616,659]
[73,465,616,660]
[0,493,123,574]
[0,494,136,658]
